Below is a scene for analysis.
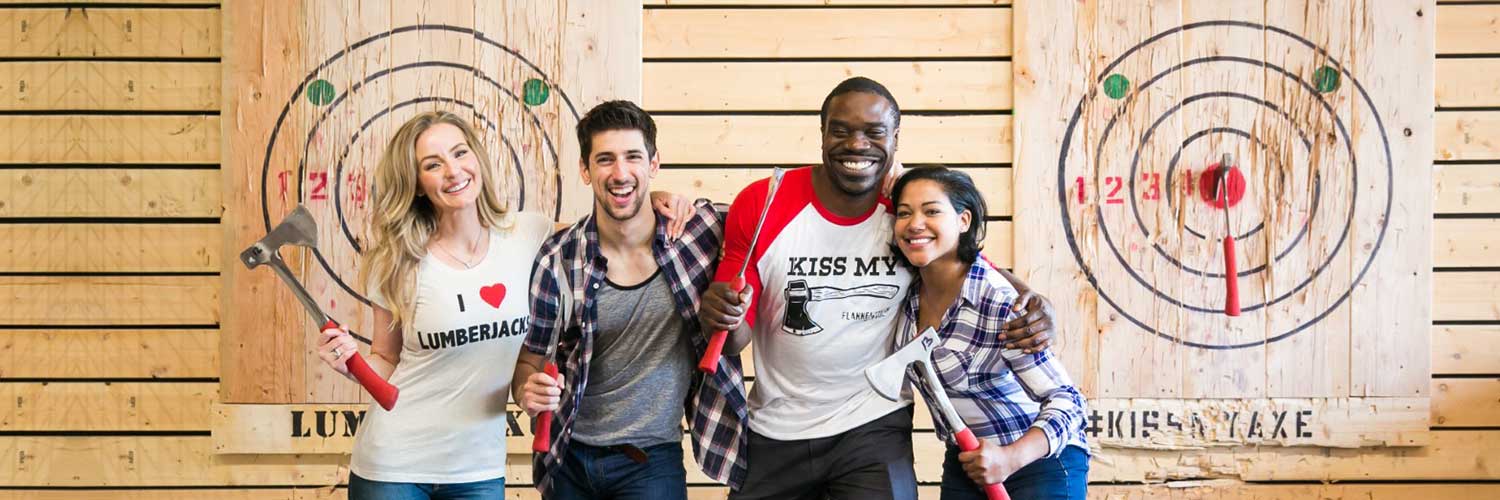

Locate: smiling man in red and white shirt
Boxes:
[698,77,916,500]
[700,77,1061,500]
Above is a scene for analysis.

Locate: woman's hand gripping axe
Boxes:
[866,327,1011,500]
[240,205,400,411]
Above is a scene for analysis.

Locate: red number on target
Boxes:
[1142,173,1161,200]
[348,172,368,208]
[1073,176,1132,205]
[1104,176,1124,204]
[309,172,329,200]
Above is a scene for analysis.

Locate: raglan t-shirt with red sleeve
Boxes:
[716,166,914,441]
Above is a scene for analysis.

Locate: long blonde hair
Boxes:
[361,110,511,332]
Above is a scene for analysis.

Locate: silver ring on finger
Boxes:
[332,347,342,359]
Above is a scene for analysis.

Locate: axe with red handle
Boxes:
[1214,154,1241,317]
[531,361,559,453]
[866,327,1011,500]
[240,205,400,411]
[699,167,786,374]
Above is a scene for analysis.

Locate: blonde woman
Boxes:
[316,110,689,499]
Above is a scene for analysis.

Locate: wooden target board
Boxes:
[216,0,638,453]
[1014,0,1432,448]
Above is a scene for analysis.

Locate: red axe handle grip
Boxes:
[698,276,747,374]
[954,428,1011,500]
[324,320,399,411]
[1223,237,1241,317]
[531,362,559,453]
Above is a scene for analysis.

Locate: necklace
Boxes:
[433,235,485,269]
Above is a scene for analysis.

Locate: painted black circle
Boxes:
[1091,59,1360,312]
[258,24,582,312]
[1055,20,1394,350]
[329,95,526,254]
[299,60,548,254]
[1156,127,1322,277]
[1163,128,1314,246]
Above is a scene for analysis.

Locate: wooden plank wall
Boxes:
[0,1,1495,498]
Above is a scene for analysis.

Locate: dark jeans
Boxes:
[348,473,504,500]
[550,441,688,500]
[729,406,918,500]
[940,444,1089,500]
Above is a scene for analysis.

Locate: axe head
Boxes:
[241,205,319,269]
[864,327,941,401]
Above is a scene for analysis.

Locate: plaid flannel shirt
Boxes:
[899,260,1089,458]
[523,199,750,493]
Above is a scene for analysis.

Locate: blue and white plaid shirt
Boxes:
[898,259,1089,457]
[523,200,749,493]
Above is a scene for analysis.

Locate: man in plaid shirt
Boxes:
[513,101,748,498]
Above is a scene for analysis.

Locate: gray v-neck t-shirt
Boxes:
[572,270,695,447]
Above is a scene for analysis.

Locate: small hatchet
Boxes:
[241,205,400,411]
[866,327,1010,500]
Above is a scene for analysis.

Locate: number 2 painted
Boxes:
[1073,173,1161,204]
[308,172,328,200]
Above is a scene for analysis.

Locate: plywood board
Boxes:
[1436,111,1500,161]
[1434,219,1500,268]
[0,8,220,59]
[1432,326,1500,375]
[1430,378,1500,427]
[1012,0,1433,446]
[1085,397,1428,449]
[0,329,218,379]
[0,382,214,431]
[1434,272,1500,321]
[0,62,220,111]
[656,115,1010,165]
[1435,4,1500,54]
[0,116,219,164]
[0,276,218,326]
[219,0,640,405]
[0,224,219,273]
[643,8,1011,58]
[643,61,1011,111]
[10,431,1500,486]
[1436,59,1500,108]
[1434,164,1500,214]
[0,169,221,218]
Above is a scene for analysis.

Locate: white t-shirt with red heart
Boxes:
[351,211,553,483]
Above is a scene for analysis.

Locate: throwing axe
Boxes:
[865,327,1009,500]
[240,205,400,411]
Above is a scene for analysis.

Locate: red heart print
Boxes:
[479,283,506,309]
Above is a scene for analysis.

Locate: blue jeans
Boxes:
[550,441,688,500]
[940,445,1089,500]
[348,473,504,500]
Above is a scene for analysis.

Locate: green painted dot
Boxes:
[1313,66,1340,93]
[1103,74,1131,99]
[523,78,550,106]
[307,79,337,106]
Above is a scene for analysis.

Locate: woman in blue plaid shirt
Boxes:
[889,166,1090,500]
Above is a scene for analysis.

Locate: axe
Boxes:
[698,167,786,374]
[866,327,1010,500]
[240,205,400,411]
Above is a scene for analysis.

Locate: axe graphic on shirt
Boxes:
[780,280,900,336]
